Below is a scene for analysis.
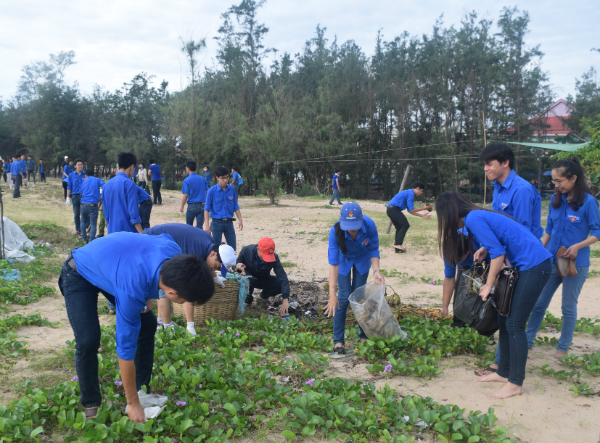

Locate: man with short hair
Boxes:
[79,170,105,243]
[58,232,215,423]
[148,160,162,205]
[26,155,36,184]
[202,165,211,190]
[230,167,242,195]
[13,154,26,198]
[181,161,208,227]
[386,181,432,253]
[63,160,73,199]
[204,166,243,250]
[237,237,291,315]
[39,159,46,182]
[102,152,143,234]
[67,159,86,236]
[329,168,342,205]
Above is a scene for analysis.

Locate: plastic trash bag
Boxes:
[125,390,168,420]
[349,282,407,340]
[453,267,498,334]
[0,217,35,262]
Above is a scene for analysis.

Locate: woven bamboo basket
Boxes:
[172,279,240,324]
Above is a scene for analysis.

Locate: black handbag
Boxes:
[492,266,519,317]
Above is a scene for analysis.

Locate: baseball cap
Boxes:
[339,202,364,231]
[258,237,276,262]
[64,156,68,159]
[218,245,236,268]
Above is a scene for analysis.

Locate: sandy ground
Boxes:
[2,179,600,443]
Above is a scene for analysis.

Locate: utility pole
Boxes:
[482,111,487,206]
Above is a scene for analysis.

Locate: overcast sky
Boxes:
[1,0,598,102]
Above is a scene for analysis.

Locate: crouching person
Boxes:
[58,232,215,422]
[238,237,291,315]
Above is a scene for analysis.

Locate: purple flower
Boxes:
[71,376,78,382]
[219,330,224,334]
[114,381,122,387]
[235,333,240,337]
[176,401,186,406]
[429,281,435,285]
[260,332,265,336]
[305,378,315,387]
[384,364,392,372]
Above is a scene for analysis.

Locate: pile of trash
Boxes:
[0,217,36,263]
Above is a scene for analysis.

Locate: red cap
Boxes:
[258,237,276,262]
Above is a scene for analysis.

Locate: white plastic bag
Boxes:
[0,217,35,262]
[125,390,168,420]
[349,282,407,340]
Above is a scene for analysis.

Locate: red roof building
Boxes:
[508,99,574,141]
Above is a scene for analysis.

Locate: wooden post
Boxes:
[482,111,487,206]
[386,165,411,234]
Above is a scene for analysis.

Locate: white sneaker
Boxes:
[186,325,197,336]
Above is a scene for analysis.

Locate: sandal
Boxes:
[333,344,346,355]
[85,407,99,420]
[474,366,497,377]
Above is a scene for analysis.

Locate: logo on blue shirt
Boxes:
[501,203,508,210]
[568,215,580,223]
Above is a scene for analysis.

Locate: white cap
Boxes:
[64,156,68,159]
[218,245,236,268]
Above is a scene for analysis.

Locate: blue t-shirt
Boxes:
[203,171,211,188]
[332,174,340,190]
[10,162,18,175]
[148,164,162,181]
[63,165,72,182]
[205,184,240,219]
[387,189,415,211]
[545,193,600,267]
[136,185,151,204]
[17,160,27,174]
[232,171,241,185]
[328,215,381,276]
[463,210,551,271]
[39,163,44,173]
[144,223,214,260]
[492,170,543,239]
[182,173,208,204]
[81,177,105,204]
[102,172,142,234]
[72,232,181,360]
[67,171,86,194]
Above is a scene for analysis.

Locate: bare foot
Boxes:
[393,245,406,251]
[476,372,508,383]
[360,338,368,343]
[487,382,523,399]
[475,364,498,376]
[554,350,567,360]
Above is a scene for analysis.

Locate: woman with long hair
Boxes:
[436,191,552,399]
[324,202,385,354]
[526,157,600,359]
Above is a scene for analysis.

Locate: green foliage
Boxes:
[0,259,57,308]
[0,313,58,370]
[539,311,600,336]
[294,184,321,197]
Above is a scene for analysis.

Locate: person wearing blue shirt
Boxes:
[202,165,211,191]
[386,181,433,253]
[230,167,243,195]
[58,231,215,423]
[6,159,12,190]
[324,202,385,354]
[148,160,162,205]
[436,192,552,400]
[62,160,73,198]
[79,170,105,243]
[12,154,26,198]
[526,157,600,359]
[9,157,17,192]
[146,223,230,336]
[180,161,208,227]
[329,168,342,205]
[66,159,86,236]
[103,152,143,234]
[204,166,243,250]
[39,159,46,182]
[136,185,153,230]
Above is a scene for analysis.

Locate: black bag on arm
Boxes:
[453,265,498,334]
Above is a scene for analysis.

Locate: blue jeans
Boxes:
[211,219,236,250]
[186,203,204,227]
[28,171,36,183]
[233,184,240,195]
[496,259,552,386]
[329,189,341,205]
[139,199,153,229]
[334,266,368,344]
[58,261,157,408]
[80,205,99,242]
[526,265,589,351]
[71,194,82,233]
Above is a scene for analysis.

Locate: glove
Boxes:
[66,197,71,207]
[214,275,226,288]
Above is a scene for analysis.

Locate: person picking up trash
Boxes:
[237,237,290,315]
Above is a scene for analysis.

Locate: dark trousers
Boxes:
[151,181,162,204]
[186,203,204,227]
[233,183,240,195]
[40,172,46,182]
[58,262,157,408]
[27,170,36,183]
[72,194,82,233]
[62,181,68,198]
[211,219,236,250]
[387,205,410,246]
[80,205,99,242]
[496,259,552,386]
[13,175,22,198]
[246,275,283,304]
[139,180,146,190]
[139,198,153,229]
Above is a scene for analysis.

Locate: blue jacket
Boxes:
[102,172,142,233]
[182,173,208,204]
[328,215,380,276]
[67,171,86,194]
[80,177,105,204]
[144,224,214,260]
[205,184,240,219]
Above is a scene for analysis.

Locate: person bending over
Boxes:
[386,181,432,253]
[58,232,215,423]
[237,237,290,315]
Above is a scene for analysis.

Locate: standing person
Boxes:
[13,154,26,198]
[237,237,290,315]
[63,160,73,199]
[133,163,139,184]
[324,202,385,354]
[58,231,214,422]
[138,163,147,190]
[5,159,11,188]
[230,167,242,195]
[181,161,207,227]
[9,157,18,191]
[436,191,552,399]
[202,165,211,189]
[27,155,36,184]
[148,159,162,205]
[137,185,153,230]
[39,159,46,182]
[204,166,243,250]
[62,156,69,169]
[329,168,342,205]
[386,182,432,253]
[66,159,86,237]
[79,170,105,243]
[102,152,143,234]
[526,157,600,359]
